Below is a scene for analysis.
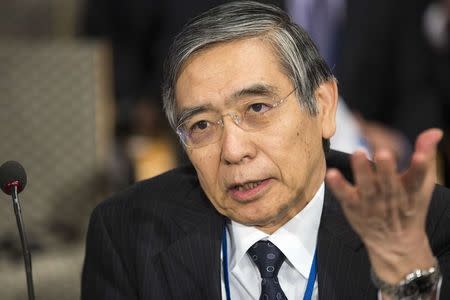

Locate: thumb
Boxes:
[414,128,443,160]
[403,128,443,190]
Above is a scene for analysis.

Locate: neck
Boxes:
[256,182,325,235]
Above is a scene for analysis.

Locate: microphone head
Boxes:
[0,161,27,195]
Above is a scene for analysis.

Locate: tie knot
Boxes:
[247,241,286,278]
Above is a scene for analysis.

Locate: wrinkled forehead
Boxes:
[175,36,279,82]
[173,37,291,111]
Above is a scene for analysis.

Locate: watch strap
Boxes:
[371,263,441,299]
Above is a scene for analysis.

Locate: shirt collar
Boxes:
[227,182,325,278]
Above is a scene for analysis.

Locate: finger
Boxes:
[414,128,443,159]
[351,150,378,202]
[326,168,358,208]
[374,150,405,231]
[402,151,436,216]
[411,128,442,180]
[403,152,428,194]
[403,129,442,194]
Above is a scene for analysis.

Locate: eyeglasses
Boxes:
[176,87,298,148]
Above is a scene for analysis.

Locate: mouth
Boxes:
[227,178,272,201]
[232,180,263,191]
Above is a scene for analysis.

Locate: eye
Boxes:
[248,102,271,113]
[190,120,210,132]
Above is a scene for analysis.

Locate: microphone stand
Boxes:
[11,185,35,300]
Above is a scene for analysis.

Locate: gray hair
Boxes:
[162,0,335,130]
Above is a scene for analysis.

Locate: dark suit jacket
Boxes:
[81,150,450,299]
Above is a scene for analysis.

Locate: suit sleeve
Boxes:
[81,206,137,300]
[430,186,450,299]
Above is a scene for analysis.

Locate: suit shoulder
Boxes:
[326,150,354,183]
[93,164,199,216]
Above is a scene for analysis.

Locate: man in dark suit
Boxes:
[82,2,450,299]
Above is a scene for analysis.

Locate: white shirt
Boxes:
[221,183,324,300]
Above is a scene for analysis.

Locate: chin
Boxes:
[233,211,281,228]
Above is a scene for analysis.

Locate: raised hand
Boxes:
[326,128,443,284]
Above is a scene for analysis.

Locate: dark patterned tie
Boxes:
[247,241,288,300]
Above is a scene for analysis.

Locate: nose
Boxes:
[220,116,256,165]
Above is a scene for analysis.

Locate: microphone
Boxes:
[0,160,27,195]
[0,161,35,300]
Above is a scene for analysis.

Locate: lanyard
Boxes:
[222,226,317,300]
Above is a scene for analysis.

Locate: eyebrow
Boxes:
[176,104,213,127]
[226,83,277,106]
[176,83,278,126]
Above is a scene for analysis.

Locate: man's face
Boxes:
[175,38,337,233]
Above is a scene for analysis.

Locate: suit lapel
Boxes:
[157,185,224,299]
[317,186,377,299]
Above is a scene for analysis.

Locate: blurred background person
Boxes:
[338,0,445,170]
[288,0,446,172]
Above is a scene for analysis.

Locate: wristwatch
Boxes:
[371,264,441,299]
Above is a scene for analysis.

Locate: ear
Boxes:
[315,80,338,139]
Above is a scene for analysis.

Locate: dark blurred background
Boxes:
[0,0,448,299]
